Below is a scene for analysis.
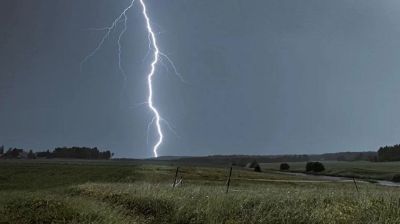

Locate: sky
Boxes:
[1,0,400,158]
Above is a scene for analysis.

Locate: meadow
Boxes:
[1,160,400,223]
[261,161,400,181]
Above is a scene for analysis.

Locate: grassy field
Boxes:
[1,160,400,223]
[261,161,400,181]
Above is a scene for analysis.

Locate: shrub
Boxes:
[280,163,290,171]
[246,160,262,172]
[313,162,325,172]
[392,174,400,182]
[254,164,262,172]
[306,162,314,172]
[306,162,325,172]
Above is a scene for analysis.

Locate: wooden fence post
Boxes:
[173,167,179,188]
[352,178,359,193]
[226,166,233,193]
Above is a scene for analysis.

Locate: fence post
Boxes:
[226,165,233,193]
[173,167,179,188]
[352,177,359,193]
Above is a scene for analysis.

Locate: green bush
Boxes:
[246,160,262,172]
[254,164,262,172]
[306,162,325,172]
[392,174,400,182]
[280,163,290,171]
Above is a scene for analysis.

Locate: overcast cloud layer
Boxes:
[1,0,400,157]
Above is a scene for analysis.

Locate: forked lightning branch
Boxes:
[82,0,175,158]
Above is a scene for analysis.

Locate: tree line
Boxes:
[0,146,112,160]
[378,144,400,162]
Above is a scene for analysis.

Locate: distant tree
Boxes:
[306,162,325,172]
[99,150,112,160]
[28,150,36,159]
[312,162,325,172]
[0,145,4,154]
[280,163,290,171]
[306,162,314,172]
[50,147,112,160]
[392,174,400,182]
[3,148,24,159]
[36,150,51,158]
[246,160,262,172]
[378,145,400,162]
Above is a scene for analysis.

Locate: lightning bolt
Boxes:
[82,0,178,158]
[139,0,162,158]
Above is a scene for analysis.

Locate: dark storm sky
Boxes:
[1,0,400,158]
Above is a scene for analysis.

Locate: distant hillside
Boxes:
[154,151,377,166]
[152,156,192,161]
[309,151,377,162]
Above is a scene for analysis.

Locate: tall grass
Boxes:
[2,161,400,223]
[67,182,400,224]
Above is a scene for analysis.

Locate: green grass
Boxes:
[1,160,400,223]
[0,191,141,224]
[70,182,400,224]
[261,161,400,180]
[0,160,318,191]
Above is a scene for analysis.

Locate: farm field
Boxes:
[261,161,400,181]
[1,160,400,223]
